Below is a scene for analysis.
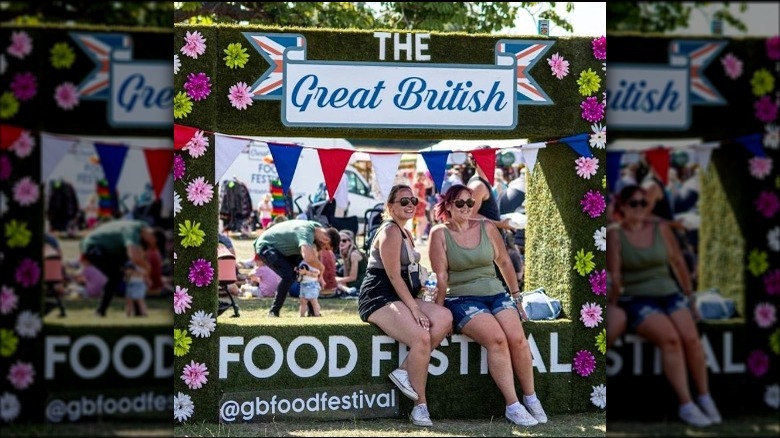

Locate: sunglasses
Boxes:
[393,197,419,207]
[340,239,350,243]
[453,198,476,208]
[628,199,648,208]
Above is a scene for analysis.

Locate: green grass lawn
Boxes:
[43,295,173,327]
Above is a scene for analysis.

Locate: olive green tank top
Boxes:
[619,222,679,297]
[444,221,505,297]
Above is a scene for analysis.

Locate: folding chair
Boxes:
[217,244,240,317]
[44,244,67,317]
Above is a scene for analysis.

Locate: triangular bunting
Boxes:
[521,148,540,174]
[143,148,174,199]
[693,141,719,171]
[420,151,450,193]
[369,153,403,201]
[41,133,77,180]
[644,147,670,186]
[606,151,623,194]
[0,125,24,150]
[471,148,496,186]
[174,124,199,150]
[94,143,129,194]
[317,148,353,199]
[214,134,251,183]
[267,142,304,195]
[560,133,593,158]
[735,133,766,157]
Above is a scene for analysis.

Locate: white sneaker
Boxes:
[389,368,418,401]
[524,398,548,424]
[409,404,433,427]
[698,398,722,424]
[679,403,713,427]
[506,405,539,426]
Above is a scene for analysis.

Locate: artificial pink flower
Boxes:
[754,302,777,328]
[573,350,596,377]
[183,130,208,158]
[181,360,209,390]
[0,155,11,181]
[54,82,79,110]
[749,157,773,180]
[747,349,769,377]
[589,269,606,296]
[228,82,253,110]
[188,258,214,287]
[765,269,780,296]
[581,190,606,218]
[11,130,34,159]
[7,360,34,390]
[180,31,207,59]
[755,191,779,218]
[15,258,40,288]
[183,72,211,101]
[173,154,185,180]
[0,285,18,315]
[7,31,32,59]
[592,36,606,60]
[575,156,599,179]
[767,36,780,61]
[755,96,778,123]
[720,53,743,80]
[174,285,192,315]
[10,72,37,101]
[580,302,603,328]
[186,176,214,206]
[12,176,39,206]
[547,52,569,80]
[581,97,604,123]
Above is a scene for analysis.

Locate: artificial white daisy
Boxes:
[189,310,216,338]
[0,391,20,422]
[589,123,606,149]
[173,391,194,422]
[593,226,606,251]
[15,310,41,338]
[590,384,606,409]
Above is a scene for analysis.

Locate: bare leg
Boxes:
[669,308,709,396]
[461,313,518,405]
[369,302,433,405]
[310,299,321,317]
[495,309,535,396]
[299,297,306,317]
[636,313,692,405]
[607,305,627,350]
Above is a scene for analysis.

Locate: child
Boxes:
[124,261,149,317]
[296,260,322,317]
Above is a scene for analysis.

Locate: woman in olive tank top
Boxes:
[607,185,721,427]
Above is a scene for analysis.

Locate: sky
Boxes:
[506,2,606,37]
[669,2,779,37]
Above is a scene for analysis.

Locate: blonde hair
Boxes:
[382,184,412,221]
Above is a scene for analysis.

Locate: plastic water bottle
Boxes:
[423,272,437,302]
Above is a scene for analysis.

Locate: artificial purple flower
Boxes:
[174,285,192,314]
[7,31,32,59]
[7,360,34,390]
[180,30,206,59]
[765,269,780,296]
[767,36,780,61]
[181,360,209,390]
[188,258,214,288]
[755,191,779,218]
[747,349,769,377]
[12,176,39,206]
[581,97,604,123]
[581,190,606,218]
[15,258,40,288]
[573,350,596,377]
[184,72,211,101]
[755,96,778,123]
[10,72,37,101]
[228,82,253,110]
[173,154,185,181]
[754,302,777,329]
[0,155,11,181]
[589,269,606,296]
[580,302,603,328]
[592,36,606,60]
[54,82,79,110]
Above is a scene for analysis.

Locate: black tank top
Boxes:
[468,175,501,221]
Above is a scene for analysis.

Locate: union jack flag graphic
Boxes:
[243,33,306,99]
[496,40,555,105]
[669,40,727,105]
[69,33,133,100]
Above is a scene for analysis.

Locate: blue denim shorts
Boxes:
[619,292,688,331]
[444,292,516,333]
[299,281,320,300]
[125,279,147,300]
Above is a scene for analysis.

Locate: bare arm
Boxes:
[485,222,521,294]
[127,244,149,272]
[428,224,449,306]
[660,222,693,295]
[468,178,515,231]
[606,226,623,304]
[337,251,361,284]
[300,244,324,271]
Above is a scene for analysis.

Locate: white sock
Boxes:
[523,393,538,404]
[697,393,713,405]
[506,401,522,413]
